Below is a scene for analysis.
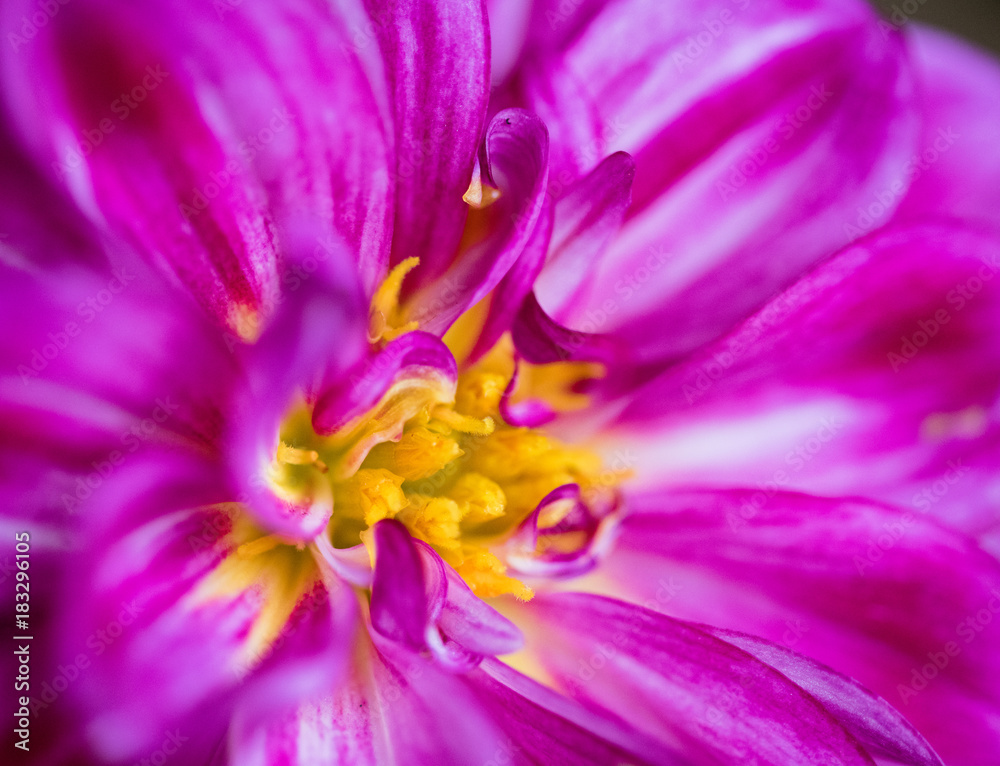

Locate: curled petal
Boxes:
[370,519,429,650]
[534,151,636,320]
[507,0,919,363]
[405,109,550,335]
[228,244,367,542]
[312,330,458,435]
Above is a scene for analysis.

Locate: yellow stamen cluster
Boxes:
[263,350,615,601]
[259,260,618,602]
[369,256,420,343]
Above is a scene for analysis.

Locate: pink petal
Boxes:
[511,290,621,365]
[516,592,874,765]
[362,0,491,290]
[0,257,237,543]
[507,0,920,362]
[406,109,550,336]
[370,519,429,650]
[469,658,670,765]
[63,451,352,761]
[534,151,635,320]
[312,331,457,436]
[1,0,393,332]
[228,247,368,541]
[895,25,1000,228]
[600,489,1000,766]
[706,628,943,766]
[608,223,1000,543]
[436,559,524,657]
[233,635,506,766]
[468,202,553,363]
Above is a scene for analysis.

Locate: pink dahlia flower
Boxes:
[2,0,1000,764]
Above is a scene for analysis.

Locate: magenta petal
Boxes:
[229,250,367,541]
[520,593,873,765]
[234,570,358,736]
[602,489,1000,766]
[233,636,506,766]
[609,223,1000,544]
[62,453,248,759]
[469,658,669,766]
[0,256,238,548]
[0,118,104,270]
[468,201,553,363]
[436,560,524,657]
[534,151,635,320]
[706,628,943,766]
[510,0,919,362]
[407,109,550,336]
[2,0,393,331]
[363,0,490,289]
[511,290,620,365]
[312,330,458,435]
[895,25,1000,228]
[370,519,429,650]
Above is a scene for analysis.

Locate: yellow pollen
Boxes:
[432,406,495,436]
[264,318,624,600]
[454,371,507,419]
[454,547,533,601]
[367,426,464,481]
[370,257,420,343]
[446,473,507,525]
[337,468,408,527]
[397,495,464,550]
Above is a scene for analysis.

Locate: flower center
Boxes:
[256,259,625,602]
[268,344,619,600]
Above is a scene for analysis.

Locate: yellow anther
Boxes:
[367,427,464,481]
[447,473,507,525]
[454,547,533,600]
[398,495,464,550]
[462,163,502,210]
[276,442,327,472]
[432,406,496,436]
[455,371,507,419]
[338,469,408,527]
[468,428,551,480]
[370,257,420,342]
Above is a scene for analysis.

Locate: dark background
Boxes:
[873,0,1000,53]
